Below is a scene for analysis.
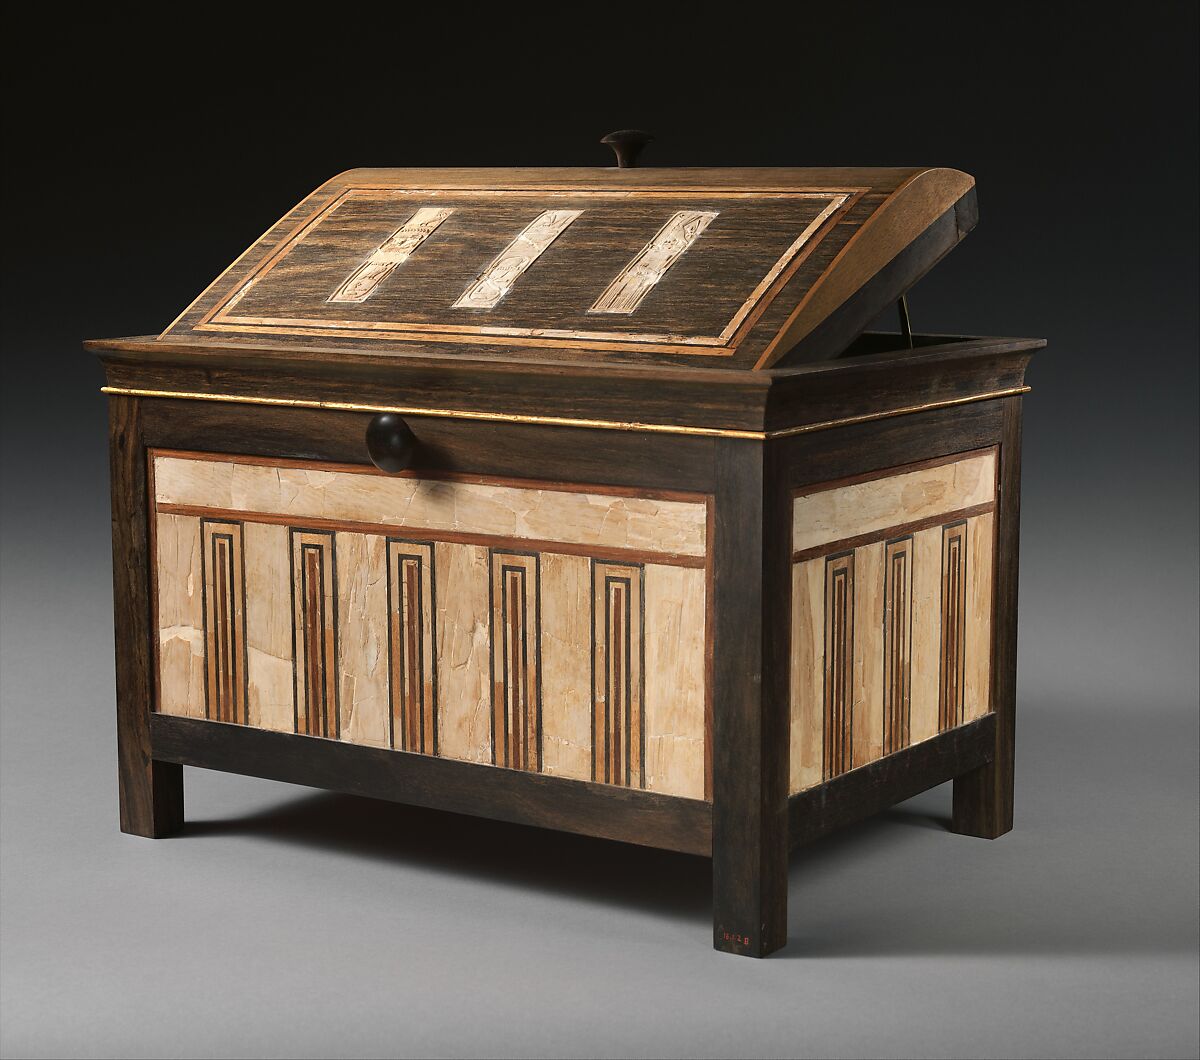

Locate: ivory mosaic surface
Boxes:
[152,453,709,800]
[789,452,997,794]
[154,454,707,560]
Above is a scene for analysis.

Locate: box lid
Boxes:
[158,166,976,370]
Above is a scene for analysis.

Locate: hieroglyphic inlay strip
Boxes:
[823,553,855,780]
[201,520,247,724]
[386,540,437,754]
[591,562,645,788]
[327,207,454,303]
[454,210,582,309]
[589,210,719,314]
[882,537,913,755]
[489,552,541,771]
[939,522,968,732]
[291,529,339,738]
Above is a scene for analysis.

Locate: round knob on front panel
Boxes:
[366,413,417,473]
[602,129,653,168]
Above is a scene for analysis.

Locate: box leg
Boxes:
[710,441,789,957]
[119,753,184,838]
[951,741,1012,839]
[111,394,184,837]
[953,397,1022,839]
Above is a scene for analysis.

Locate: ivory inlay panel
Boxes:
[908,527,942,745]
[964,514,995,722]
[792,451,996,554]
[789,558,825,795]
[154,454,707,559]
[243,521,294,732]
[643,565,706,800]
[851,542,885,769]
[336,533,390,749]
[788,453,998,795]
[151,462,710,800]
[539,553,593,782]
[155,514,205,719]
[434,542,493,765]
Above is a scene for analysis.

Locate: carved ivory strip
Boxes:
[454,210,582,309]
[590,210,719,314]
[328,207,454,303]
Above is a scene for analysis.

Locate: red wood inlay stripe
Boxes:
[823,554,854,780]
[291,531,337,739]
[201,520,247,725]
[883,538,913,755]
[939,523,968,732]
[490,554,540,772]
[591,563,645,788]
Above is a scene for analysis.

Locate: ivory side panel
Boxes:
[964,513,995,722]
[434,542,494,765]
[907,526,943,746]
[851,542,885,769]
[643,565,706,800]
[336,533,391,749]
[789,507,995,795]
[789,558,825,795]
[243,522,294,732]
[539,553,593,782]
[154,455,707,558]
[156,514,205,719]
[792,451,997,553]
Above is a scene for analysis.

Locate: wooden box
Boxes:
[89,159,1041,956]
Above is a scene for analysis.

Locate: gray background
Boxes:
[2,8,1197,1058]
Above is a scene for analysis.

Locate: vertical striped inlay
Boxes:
[882,537,914,754]
[823,552,855,779]
[489,552,541,771]
[387,540,437,754]
[291,530,338,738]
[201,520,248,724]
[454,210,582,309]
[591,562,645,787]
[328,207,454,303]
[939,522,968,731]
[589,210,719,314]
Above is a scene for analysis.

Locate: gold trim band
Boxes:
[100,385,1031,440]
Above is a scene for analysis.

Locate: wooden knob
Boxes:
[366,413,417,473]
[601,129,653,168]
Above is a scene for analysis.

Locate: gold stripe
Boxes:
[100,385,1031,440]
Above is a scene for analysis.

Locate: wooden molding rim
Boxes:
[100,385,1031,440]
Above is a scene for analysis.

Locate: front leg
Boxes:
[111,395,184,837]
[710,441,789,957]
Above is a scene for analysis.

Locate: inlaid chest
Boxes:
[91,147,1040,956]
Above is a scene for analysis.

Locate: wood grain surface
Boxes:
[151,167,976,370]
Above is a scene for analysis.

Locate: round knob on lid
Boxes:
[601,129,654,168]
[365,413,417,473]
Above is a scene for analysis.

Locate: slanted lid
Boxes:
[159,166,976,370]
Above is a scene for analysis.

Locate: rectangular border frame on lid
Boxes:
[181,185,862,357]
